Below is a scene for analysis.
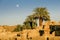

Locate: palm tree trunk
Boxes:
[39,18,43,26]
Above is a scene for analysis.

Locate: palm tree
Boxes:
[24,15,37,29]
[33,7,50,26]
[23,7,50,28]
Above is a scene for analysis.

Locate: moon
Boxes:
[16,4,19,8]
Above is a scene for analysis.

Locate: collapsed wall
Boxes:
[0,21,60,40]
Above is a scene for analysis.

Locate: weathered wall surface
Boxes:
[0,21,60,40]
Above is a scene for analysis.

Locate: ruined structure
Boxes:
[0,21,60,40]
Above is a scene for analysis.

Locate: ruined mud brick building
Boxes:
[0,21,60,40]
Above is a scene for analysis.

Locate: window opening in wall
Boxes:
[47,37,49,40]
[17,34,20,37]
[15,38,17,40]
[50,25,60,36]
[49,25,55,34]
[39,30,44,36]
[55,25,60,36]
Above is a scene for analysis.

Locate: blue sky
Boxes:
[0,0,60,25]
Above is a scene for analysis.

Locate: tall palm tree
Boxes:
[24,7,50,28]
[33,7,50,26]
